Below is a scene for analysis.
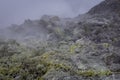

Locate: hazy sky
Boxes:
[0,0,104,27]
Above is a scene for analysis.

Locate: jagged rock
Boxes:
[104,53,120,72]
[88,0,120,15]
[0,0,120,80]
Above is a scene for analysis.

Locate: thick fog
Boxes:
[0,0,104,27]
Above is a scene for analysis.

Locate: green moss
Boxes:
[0,40,113,80]
[55,27,63,35]
[36,51,113,78]
[76,70,96,77]
[69,44,77,53]
[40,51,57,60]
[102,43,110,48]
[9,66,21,76]
[0,67,8,75]
[97,70,112,76]
[76,70,112,77]
[37,77,44,80]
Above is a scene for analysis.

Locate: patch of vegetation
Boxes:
[0,40,114,80]
[76,70,112,77]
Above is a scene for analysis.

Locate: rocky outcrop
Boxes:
[0,0,120,80]
[88,0,120,15]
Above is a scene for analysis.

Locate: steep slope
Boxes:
[74,0,120,44]
[0,0,120,80]
[88,0,120,15]
[1,15,75,49]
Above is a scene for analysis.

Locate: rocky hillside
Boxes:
[0,0,120,80]
[88,0,120,15]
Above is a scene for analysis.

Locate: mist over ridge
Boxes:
[0,0,103,27]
